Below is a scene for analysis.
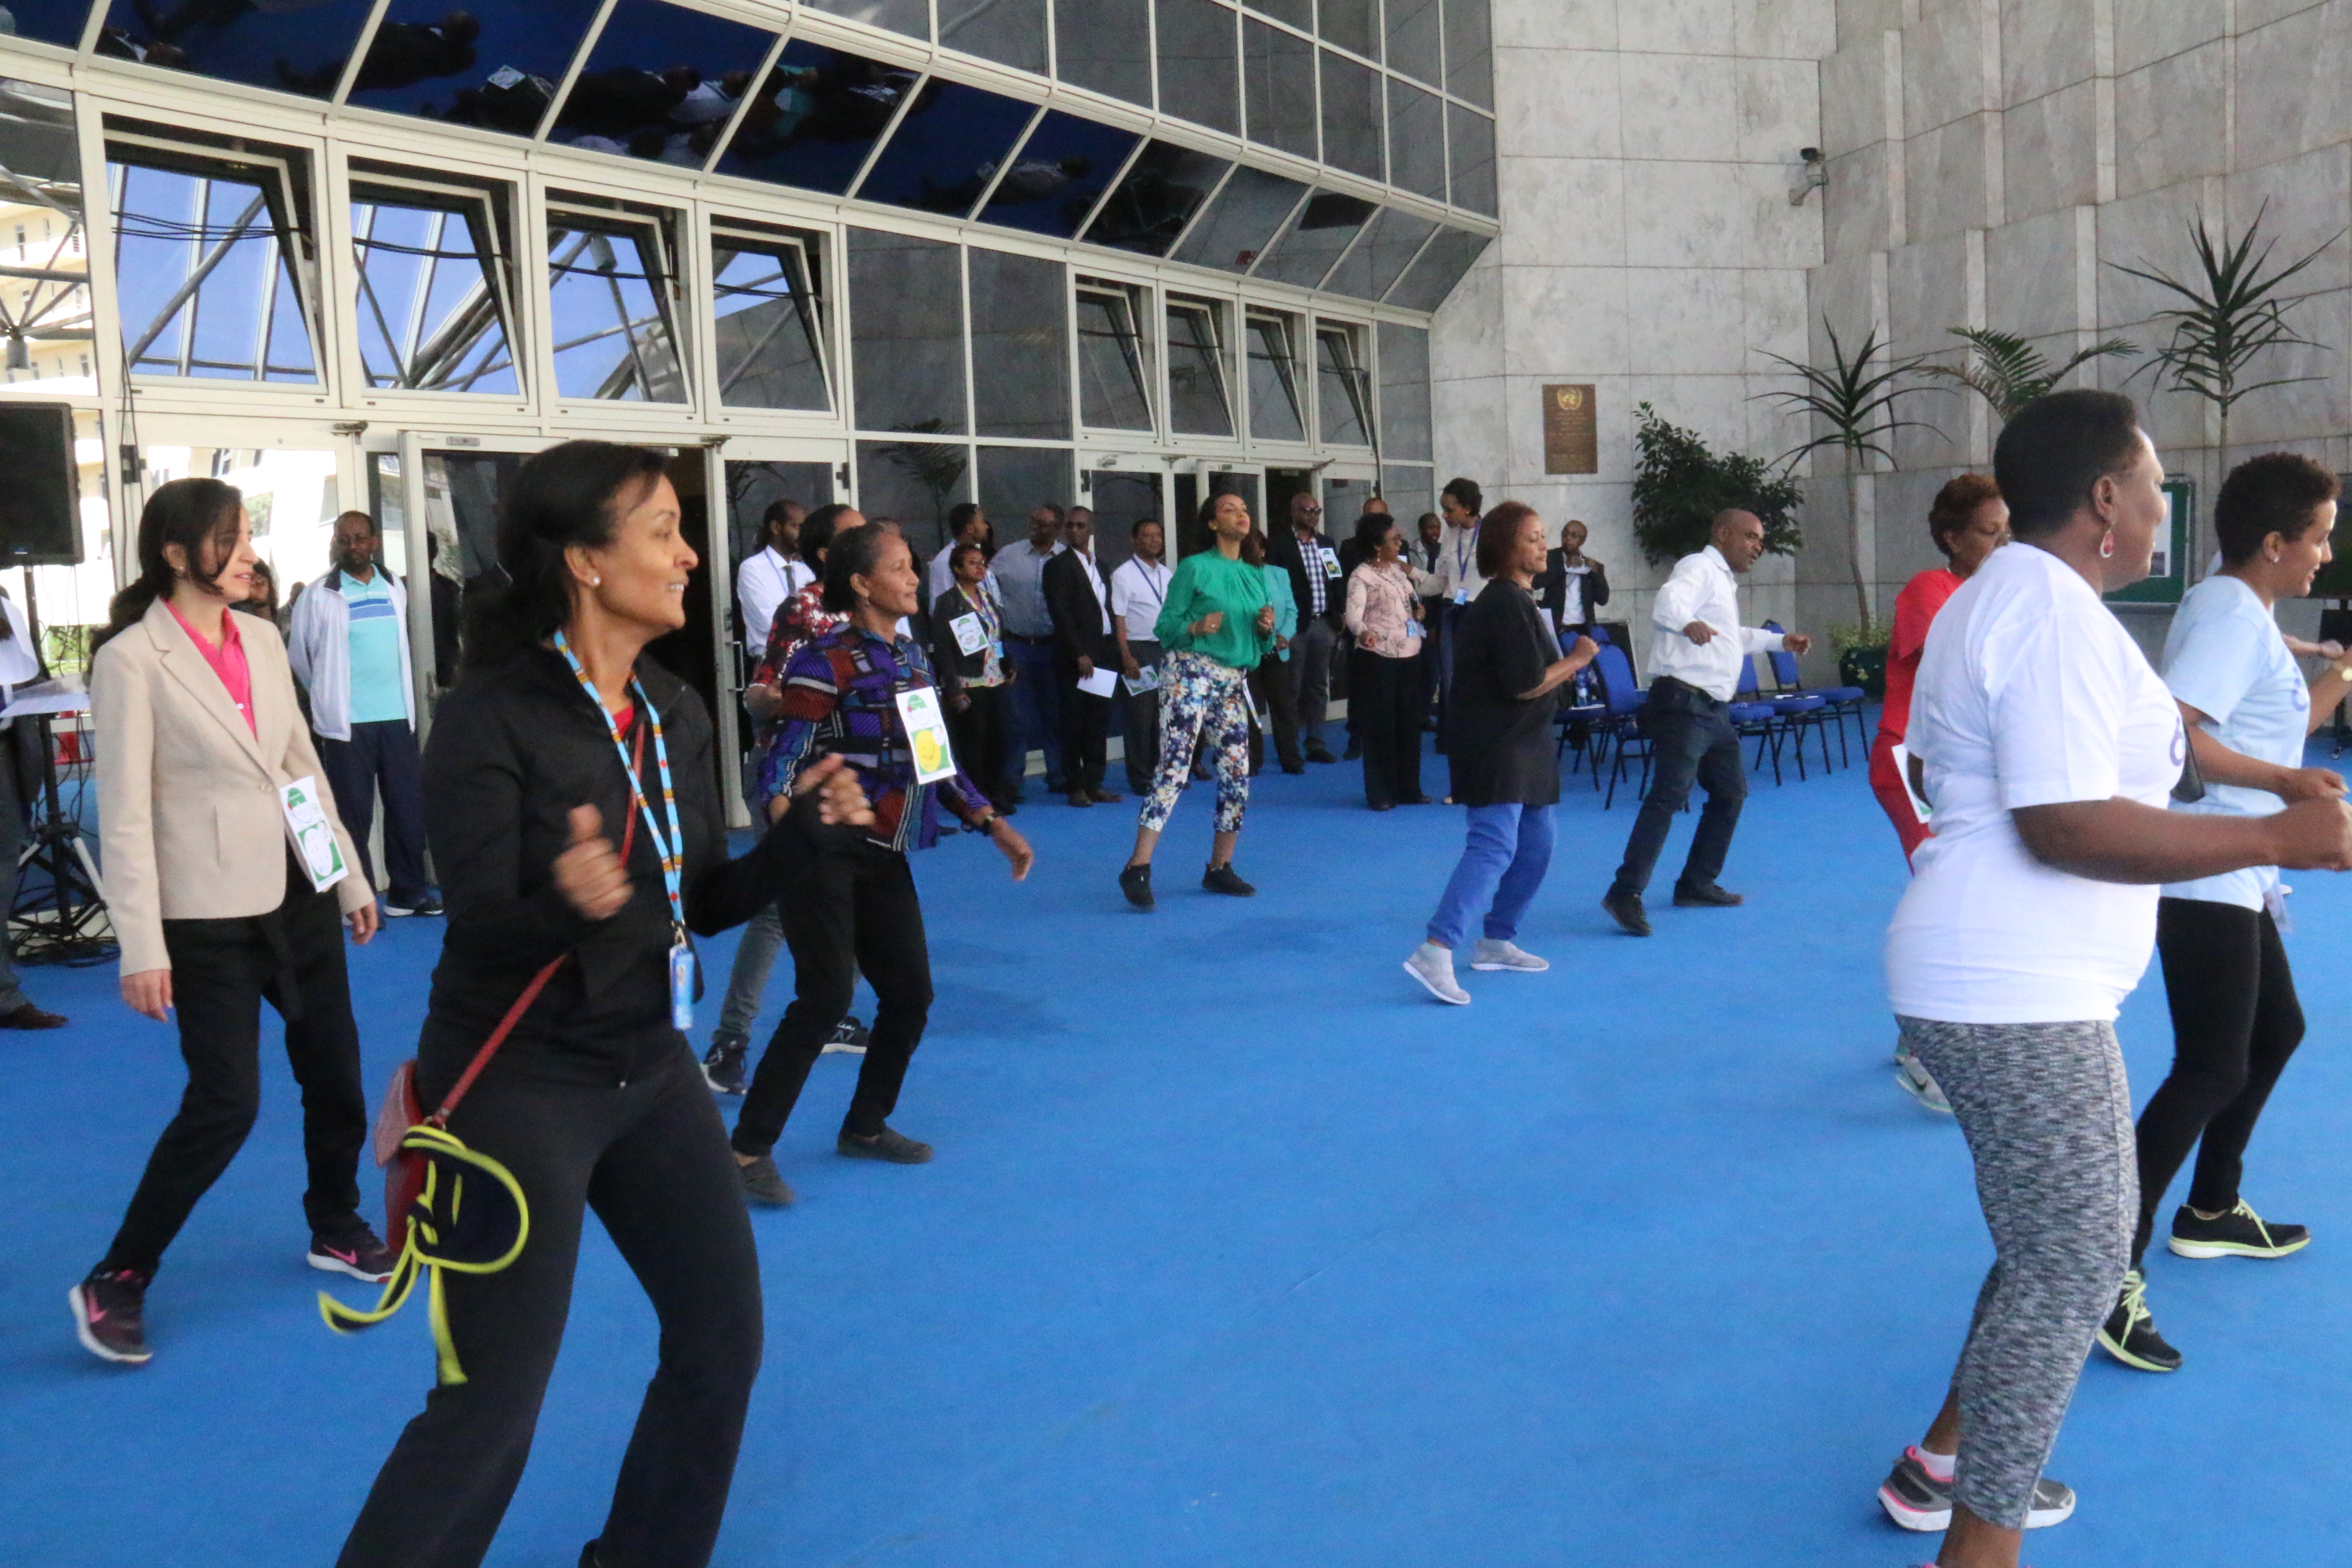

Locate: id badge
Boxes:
[1453,587,1470,605]
[950,612,988,655]
[1320,546,1341,580]
[1406,620,1425,643]
[279,775,351,893]
[669,936,696,1031]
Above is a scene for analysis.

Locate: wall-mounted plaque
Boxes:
[1542,383,1597,474]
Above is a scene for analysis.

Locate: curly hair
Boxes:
[1927,473,2003,557]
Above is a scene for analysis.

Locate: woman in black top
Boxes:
[1403,502,1596,1006]
[337,442,867,1568]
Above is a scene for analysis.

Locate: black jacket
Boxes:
[1540,549,1610,627]
[1267,527,1346,631]
[1446,580,1562,809]
[416,645,801,1093]
[1043,549,1118,667]
[930,584,999,698]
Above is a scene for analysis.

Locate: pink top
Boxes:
[167,599,256,736]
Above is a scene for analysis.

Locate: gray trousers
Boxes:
[1899,1015,2136,1531]
[712,902,786,1050]
[1284,617,1338,749]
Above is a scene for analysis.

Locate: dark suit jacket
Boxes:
[1042,549,1119,668]
[1540,549,1611,627]
[1267,527,1346,631]
[931,585,997,700]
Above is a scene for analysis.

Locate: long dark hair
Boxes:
[464,440,671,669]
[1191,492,1266,567]
[95,477,244,651]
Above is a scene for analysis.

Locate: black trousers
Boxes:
[338,1045,761,1568]
[1123,639,1163,794]
[1352,647,1423,806]
[318,718,431,905]
[731,838,931,1157]
[2132,897,2306,1266]
[947,682,1012,807]
[1248,654,1299,772]
[102,855,366,1277]
[1055,654,1111,796]
[1611,678,1747,896]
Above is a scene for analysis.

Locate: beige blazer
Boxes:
[93,596,372,975]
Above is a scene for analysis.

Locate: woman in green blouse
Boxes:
[1118,491,1277,909]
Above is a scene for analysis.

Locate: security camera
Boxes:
[1790,148,1829,206]
[1800,147,1823,163]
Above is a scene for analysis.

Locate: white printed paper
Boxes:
[279,775,351,892]
[1125,663,1160,694]
[1891,743,1932,825]
[1077,665,1121,699]
[893,687,961,785]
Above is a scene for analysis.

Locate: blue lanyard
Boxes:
[553,632,685,934]
[1452,529,1475,581]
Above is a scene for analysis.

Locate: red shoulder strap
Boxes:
[428,721,646,1126]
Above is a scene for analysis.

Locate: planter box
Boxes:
[1839,646,1888,700]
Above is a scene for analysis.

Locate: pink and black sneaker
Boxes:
[308,1224,398,1284]
[68,1267,152,1365]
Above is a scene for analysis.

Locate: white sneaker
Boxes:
[1402,942,1470,1005]
[1469,938,1549,972]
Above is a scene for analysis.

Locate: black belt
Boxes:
[1650,676,1729,712]
[1005,631,1054,644]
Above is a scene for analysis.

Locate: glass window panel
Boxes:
[800,0,929,43]
[1444,0,1493,107]
[549,0,778,166]
[345,1,601,132]
[1155,0,1237,137]
[1448,101,1496,215]
[96,0,375,98]
[1077,285,1152,431]
[856,81,1037,215]
[110,153,317,382]
[1319,0,1376,59]
[848,228,965,435]
[1082,140,1228,257]
[1165,297,1231,438]
[1385,0,1440,86]
[0,81,95,395]
[712,41,917,196]
[1386,77,1446,201]
[726,459,836,577]
[857,438,972,560]
[1324,206,1432,300]
[941,0,1046,75]
[1377,321,1431,460]
[1381,463,1433,524]
[977,112,1138,238]
[1241,17,1316,159]
[349,182,519,395]
[12,2,92,48]
[545,208,685,401]
[1246,0,1309,28]
[1252,189,1373,288]
[1314,324,1369,446]
[1385,223,1487,309]
[1245,310,1304,443]
[712,228,830,411]
[1171,164,1306,274]
[1055,0,1151,106]
[1318,49,1382,180]
[968,249,1069,440]
[975,446,1073,542]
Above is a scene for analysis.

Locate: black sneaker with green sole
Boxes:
[2097,1268,2182,1372]
[2169,1200,2309,1259]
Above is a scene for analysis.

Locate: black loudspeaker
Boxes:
[0,402,79,566]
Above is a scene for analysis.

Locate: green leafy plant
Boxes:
[872,418,969,536]
[1629,402,1802,567]
[2112,205,2341,489]
[1921,327,2138,421]
[1758,322,1934,629]
[40,622,89,676]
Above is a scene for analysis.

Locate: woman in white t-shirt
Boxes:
[2095,453,2352,1376]
[1872,392,2352,1567]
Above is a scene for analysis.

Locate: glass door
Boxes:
[128,416,366,618]
[1079,458,1166,578]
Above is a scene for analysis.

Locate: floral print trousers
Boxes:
[1139,651,1253,836]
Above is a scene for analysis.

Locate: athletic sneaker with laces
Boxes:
[703,1039,748,1095]
[822,1015,870,1056]
[1119,863,1155,909]
[1877,1445,2076,1531]
[68,1267,152,1365]
[1469,938,1549,972]
[1403,941,1470,1004]
[1201,863,1256,896]
[2097,1268,2182,1372]
[839,1124,933,1163]
[308,1224,398,1283]
[1894,1044,1953,1114]
[2169,1199,2309,1259]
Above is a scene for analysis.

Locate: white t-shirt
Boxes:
[2161,574,2306,910]
[1885,544,2186,1024]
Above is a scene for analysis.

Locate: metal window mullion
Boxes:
[400,210,445,380]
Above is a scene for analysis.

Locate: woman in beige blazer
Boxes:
[70,477,387,1367]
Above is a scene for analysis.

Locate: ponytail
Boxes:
[93,477,243,652]
[462,440,671,671]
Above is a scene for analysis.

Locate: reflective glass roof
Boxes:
[712,39,914,196]
[96,0,377,97]
[550,0,779,166]
[348,0,604,132]
[852,79,1036,215]
[976,112,1139,238]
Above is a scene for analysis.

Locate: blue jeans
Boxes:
[1003,636,1065,790]
[1427,803,1556,949]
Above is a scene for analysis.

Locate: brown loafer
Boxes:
[0,1002,66,1029]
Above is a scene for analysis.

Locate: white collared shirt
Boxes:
[1647,544,1785,701]
[1435,523,1485,605]
[1109,554,1173,641]
[1073,549,1112,636]
[736,545,813,655]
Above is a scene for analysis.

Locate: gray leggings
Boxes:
[1899,1016,2137,1531]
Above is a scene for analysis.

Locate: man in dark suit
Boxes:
[1043,508,1122,807]
[1264,491,1347,764]
[1538,516,1611,638]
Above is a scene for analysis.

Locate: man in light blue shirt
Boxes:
[288,510,438,916]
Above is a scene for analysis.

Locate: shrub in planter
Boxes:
[1630,404,1802,565]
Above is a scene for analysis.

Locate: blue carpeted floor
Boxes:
[5,723,2350,1566]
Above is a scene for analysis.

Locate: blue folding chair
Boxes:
[1554,625,1610,779]
[1730,656,1798,784]
[1590,640,1654,808]
[1764,618,1867,768]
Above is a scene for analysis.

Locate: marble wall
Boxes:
[1429,1,1838,660]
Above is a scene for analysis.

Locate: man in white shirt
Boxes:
[1110,517,1173,794]
[926,501,995,605]
[734,498,810,660]
[1431,477,1485,747]
[1603,508,1812,934]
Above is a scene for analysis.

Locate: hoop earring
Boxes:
[2098,531,2116,560]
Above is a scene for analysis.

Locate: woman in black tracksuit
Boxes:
[338,442,867,1568]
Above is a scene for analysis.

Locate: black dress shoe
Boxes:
[1201,862,1257,896]
[1119,862,1155,909]
[1088,788,1123,803]
[1342,741,1362,760]
[1280,761,1306,775]
[1306,745,1339,764]
[0,1001,67,1028]
[839,1125,933,1163]
[1368,801,1393,812]
[1673,881,1745,907]
[1067,790,1094,808]
[1602,887,1651,936]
